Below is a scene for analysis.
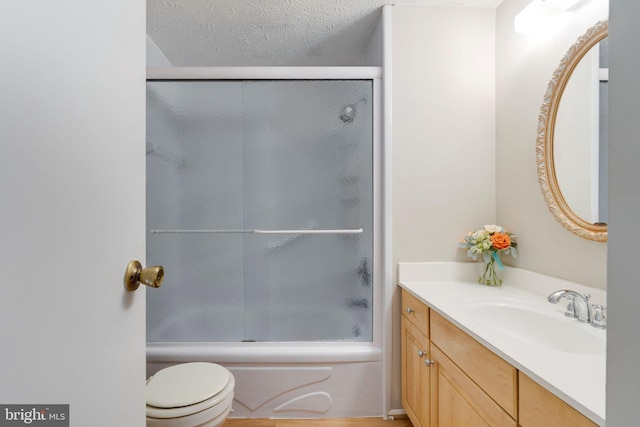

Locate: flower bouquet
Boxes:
[459,225,517,286]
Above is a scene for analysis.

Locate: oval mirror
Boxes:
[536,20,608,242]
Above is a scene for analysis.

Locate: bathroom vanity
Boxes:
[398,262,605,427]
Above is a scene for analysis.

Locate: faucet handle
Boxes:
[591,304,606,329]
[564,299,577,318]
[557,294,578,318]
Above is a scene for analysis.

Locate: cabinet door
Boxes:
[401,316,430,427]
[430,311,517,418]
[519,373,598,427]
[430,344,517,427]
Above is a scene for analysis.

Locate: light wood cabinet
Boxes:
[429,344,517,427]
[400,288,598,427]
[519,373,598,427]
[402,289,429,332]
[430,311,517,419]
[401,288,431,427]
[401,316,430,427]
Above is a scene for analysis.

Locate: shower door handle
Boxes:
[124,260,164,291]
[149,228,363,235]
[253,228,363,234]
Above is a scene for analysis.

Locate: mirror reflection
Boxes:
[554,37,609,225]
[536,20,608,242]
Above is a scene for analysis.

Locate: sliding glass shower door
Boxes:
[146,80,373,343]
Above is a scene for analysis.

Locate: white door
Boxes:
[0,1,146,426]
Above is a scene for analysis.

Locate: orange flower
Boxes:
[491,232,511,250]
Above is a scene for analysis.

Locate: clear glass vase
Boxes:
[476,256,503,286]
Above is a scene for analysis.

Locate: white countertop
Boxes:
[398,262,606,426]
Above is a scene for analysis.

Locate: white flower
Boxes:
[484,224,503,234]
[472,229,489,240]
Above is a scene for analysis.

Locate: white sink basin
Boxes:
[464,297,606,355]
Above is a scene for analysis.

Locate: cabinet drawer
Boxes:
[430,310,518,419]
[519,373,598,427]
[401,289,429,334]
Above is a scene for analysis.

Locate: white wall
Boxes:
[496,0,608,289]
[147,35,173,66]
[363,12,384,66]
[392,5,496,269]
[390,5,495,410]
[606,1,640,425]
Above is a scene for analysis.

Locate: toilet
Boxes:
[146,362,235,427]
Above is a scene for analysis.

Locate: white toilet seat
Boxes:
[146,388,233,427]
[146,362,234,426]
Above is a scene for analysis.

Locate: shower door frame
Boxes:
[146,66,387,357]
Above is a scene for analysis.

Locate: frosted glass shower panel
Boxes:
[146,80,373,343]
[146,81,246,342]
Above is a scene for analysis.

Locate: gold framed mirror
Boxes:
[536,20,608,242]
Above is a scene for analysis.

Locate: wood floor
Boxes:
[222,418,413,427]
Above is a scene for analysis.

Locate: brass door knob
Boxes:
[124,260,164,291]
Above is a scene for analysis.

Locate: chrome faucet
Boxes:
[547,290,593,324]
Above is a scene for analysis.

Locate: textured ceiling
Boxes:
[147,0,502,66]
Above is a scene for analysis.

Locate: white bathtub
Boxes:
[146,291,382,418]
[147,342,383,418]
